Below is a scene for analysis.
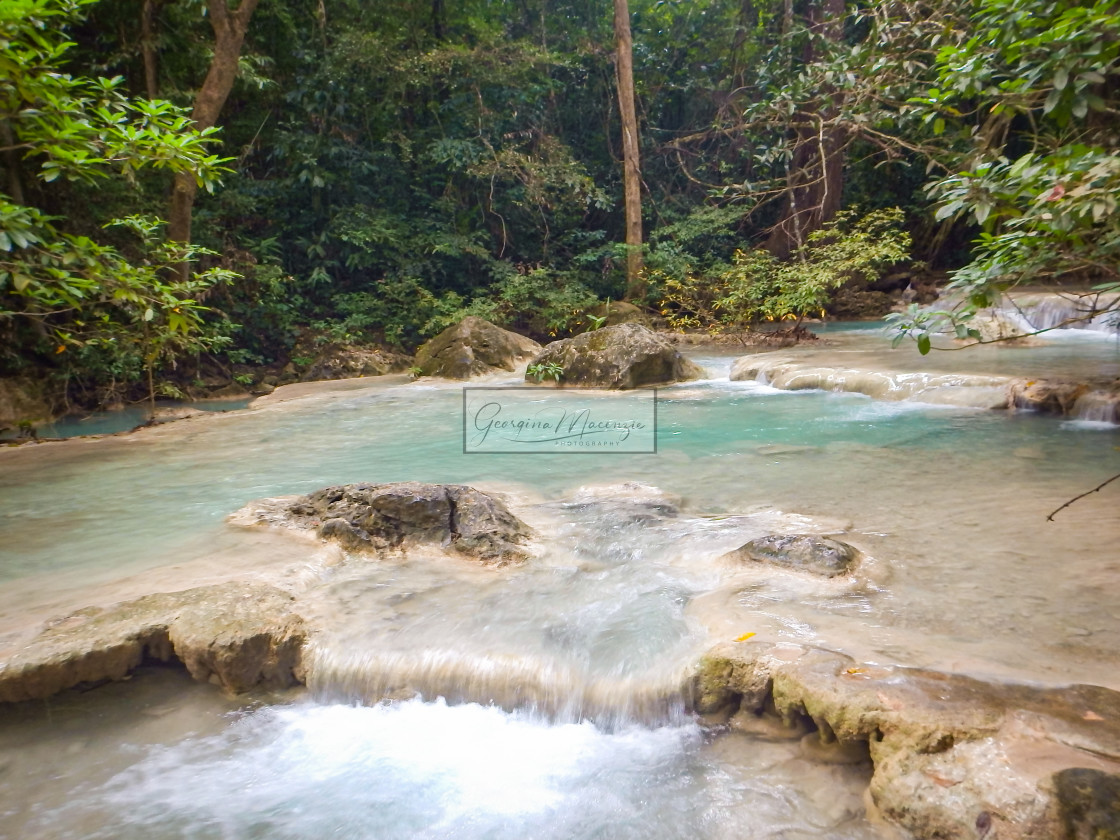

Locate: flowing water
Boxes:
[1,325,1118,839]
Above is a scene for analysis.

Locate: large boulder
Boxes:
[235,482,533,565]
[694,641,1120,840]
[301,344,412,382]
[0,582,306,702]
[0,376,59,434]
[964,308,1034,343]
[527,323,705,389]
[722,534,860,578]
[586,300,654,328]
[414,316,541,379]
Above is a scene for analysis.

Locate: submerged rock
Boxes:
[527,323,705,389]
[723,534,860,577]
[1053,768,1120,840]
[694,641,1120,840]
[237,482,534,565]
[414,316,541,379]
[0,582,305,703]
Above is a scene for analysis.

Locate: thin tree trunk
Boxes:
[167,0,260,257]
[140,0,161,99]
[1,121,24,204]
[613,0,644,300]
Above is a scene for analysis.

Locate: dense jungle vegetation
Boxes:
[2,0,1118,410]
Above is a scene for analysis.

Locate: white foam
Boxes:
[36,699,701,839]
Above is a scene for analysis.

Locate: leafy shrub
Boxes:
[656,208,911,334]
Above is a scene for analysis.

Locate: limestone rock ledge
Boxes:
[0,582,305,703]
[695,640,1120,840]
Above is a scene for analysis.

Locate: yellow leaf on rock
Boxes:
[734,632,756,642]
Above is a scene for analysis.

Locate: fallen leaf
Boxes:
[734,632,756,642]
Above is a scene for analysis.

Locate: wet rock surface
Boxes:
[695,641,1120,840]
[723,534,860,577]
[1010,377,1120,421]
[0,582,305,702]
[414,316,541,379]
[730,356,1013,409]
[236,481,534,565]
[528,323,705,389]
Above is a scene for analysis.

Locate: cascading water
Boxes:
[1070,391,1120,425]
[1005,292,1120,334]
[1,328,1118,839]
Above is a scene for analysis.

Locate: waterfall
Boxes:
[1004,293,1120,334]
[729,357,1012,408]
[1071,392,1120,424]
[305,646,696,728]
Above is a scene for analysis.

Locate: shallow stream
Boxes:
[1,326,1117,839]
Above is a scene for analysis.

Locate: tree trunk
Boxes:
[166,0,260,255]
[765,0,846,260]
[613,0,644,300]
[1,121,24,205]
[140,0,161,99]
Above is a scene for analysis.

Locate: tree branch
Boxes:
[1048,472,1120,521]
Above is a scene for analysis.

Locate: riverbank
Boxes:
[1,326,1118,840]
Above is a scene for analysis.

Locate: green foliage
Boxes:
[2,212,234,400]
[526,361,564,383]
[886,0,1120,347]
[658,209,910,333]
[12,0,1114,391]
[424,265,601,341]
[0,0,231,403]
[0,0,226,188]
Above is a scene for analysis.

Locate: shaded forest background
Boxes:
[2,0,1118,412]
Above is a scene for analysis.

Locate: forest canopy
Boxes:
[1,0,1118,408]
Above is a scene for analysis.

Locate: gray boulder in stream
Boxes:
[723,534,860,577]
[276,482,533,564]
[527,323,704,389]
[413,316,541,379]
